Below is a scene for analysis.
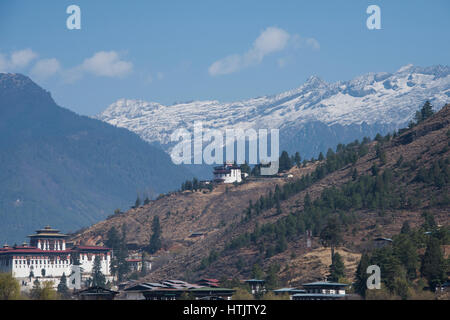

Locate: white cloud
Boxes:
[81,51,133,77]
[305,38,320,50]
[31,58,61,79]
[10,49,37,68]
[209,27,290,76]
[0,49,37,72]
[209,28,320,75]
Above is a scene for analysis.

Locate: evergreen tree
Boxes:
[354,253,370,297]
[279,151,292,172]
[414,101,434,123]
[140,252,148,277]
[352,168,358,181]
[318,152,325,161]
[320,215,343,262]
[91,255,106,287]
[420,237,446,290]
[193,177,199,191]
[143,196,150,205]
[57,273,69,299]
[400,221,411,234]
[134,195,141,208]
[251,264,264,279]
[240,162,251,175]
[329,252,345,282]
[421,211,437,231]
[148,216,162,254]
[294,152,301,168]
[393,234,419,280]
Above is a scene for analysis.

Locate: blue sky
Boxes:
[0,0,449,115]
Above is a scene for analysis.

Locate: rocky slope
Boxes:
[72,104,450,285]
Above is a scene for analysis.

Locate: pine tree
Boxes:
[91,255,106,287]
[318,152,325,161]
[329,252,345,282]
[193,177,199,191]
[134,195,141,208]
[421,211,437,231]
[320,215,343,261]
[414,101,434,124]
[279,151,292,172]
[352,168,358,181]
[148,216,162,254]
[57,273,69,299]
[400,221,411,234]
[294,152,301,168]
[354,253,370,297]
[420,237,446,290]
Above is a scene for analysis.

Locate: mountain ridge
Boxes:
[96,64,450,163]
[0,73,193,244]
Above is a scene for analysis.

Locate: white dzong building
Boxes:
[213,162,242,184]
[0,225,112,290]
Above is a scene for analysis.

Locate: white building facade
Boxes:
[0,226,112,290]
[213,162,242,184]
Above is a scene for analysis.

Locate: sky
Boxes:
[0,0,449,116]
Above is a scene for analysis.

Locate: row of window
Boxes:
[15,259,69,265]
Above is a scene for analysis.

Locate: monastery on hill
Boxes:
[0,225,112,290]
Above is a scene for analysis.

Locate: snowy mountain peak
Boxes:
[97,65,450,153]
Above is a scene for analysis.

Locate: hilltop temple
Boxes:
[213,162,243,183]
[0,225,112,290]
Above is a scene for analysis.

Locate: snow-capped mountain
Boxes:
[97,65,450,158]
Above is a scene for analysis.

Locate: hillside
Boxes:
[72,104,450,285]
[0,73,192,244]
[97,65,450,171]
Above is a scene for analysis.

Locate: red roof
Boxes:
[72,245,110,251]
[0,248,71,255]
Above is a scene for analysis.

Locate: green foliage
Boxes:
[57,273,70,299]
[279,151,293,172]
[106,226,129,282]
[415,158,449,188]
[148,216,162,254]
[354,253,370,297]
[414,101,434,124]
[329,252,345,282]
[30,280,58,300]
[420,237,446,290]
[0,273,21,300]
[91,255,106,287]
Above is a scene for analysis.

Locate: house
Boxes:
[292,281,348,300]
[272,288,306,300]
[75,286,119,300]
[373,237,393,249]
[123,280,234,300]
[213,162,242,184]
[244,279,266,296]
[189,232,206,239]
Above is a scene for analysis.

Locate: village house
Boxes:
[244,279,266,296]
[123,279,235,300]
[292,281,348,300]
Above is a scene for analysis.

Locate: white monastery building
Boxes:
[213,162,243,184]
[0,226,112,290]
